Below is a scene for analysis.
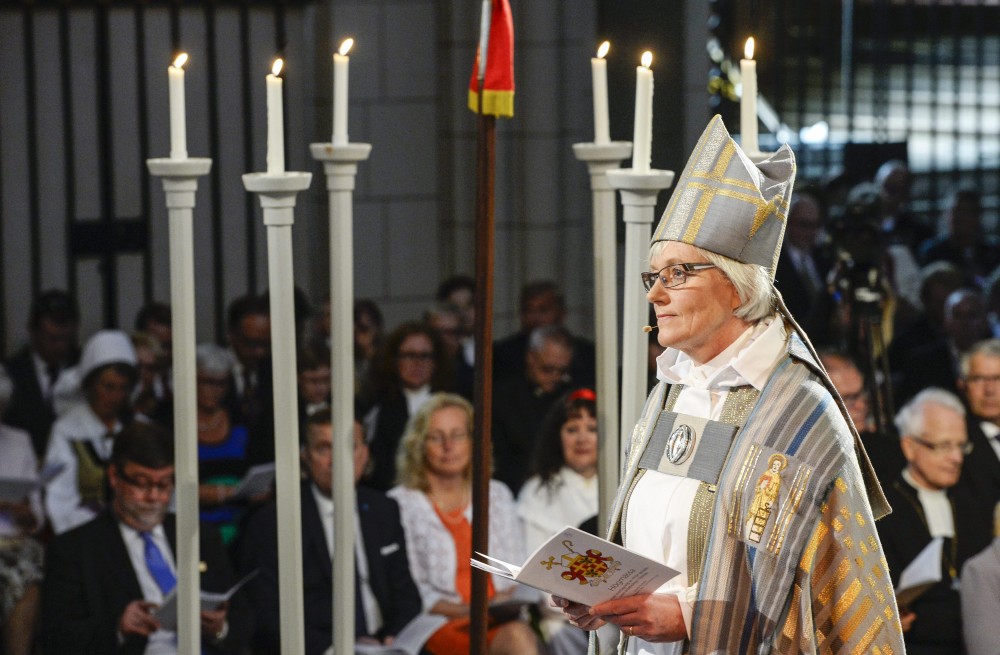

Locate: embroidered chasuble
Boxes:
[592,325,904,655]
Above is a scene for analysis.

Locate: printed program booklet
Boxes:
[229,463,276,500]
[471,526,679,606]
[895,537,943,607]
[154,569,258,630]
[0,462,65,502]
[353,614,448,655]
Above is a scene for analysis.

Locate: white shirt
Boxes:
[403,385,432,418]
[118,521,177,655]
[518,467,598,553]
[902,468,955,538]
[43,402,120,534]
[230,353,255,397]
[980,421,1000,463]
[0,424,44,537]
[309,484,383,635]
[623,318,787,654]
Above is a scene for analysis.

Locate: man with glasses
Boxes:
[957,338,1000,518]
[492,325,574,494]
[875,388,992,654]
[42,421,250,654]
[819,350,905,485]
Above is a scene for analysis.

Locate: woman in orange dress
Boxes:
[388,393,541,655]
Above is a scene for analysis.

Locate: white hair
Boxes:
[960,338,1000,378]
[196,343,234,377]
[648,241,776,323]
[893,387,966,439]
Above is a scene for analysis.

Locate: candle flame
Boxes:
[744,37,755,60]
[339,38,354,56]
[641,51,652,68]
[272,58,283,77]
[172,53,188,70]
[597,41,610,59]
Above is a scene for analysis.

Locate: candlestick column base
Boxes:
[146,155,212,655]
[607,168,675,460]
[572,141,632,532]
[310,140,371,655]
[243,169,312,655]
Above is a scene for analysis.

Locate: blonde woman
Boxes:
[388,393,540,655]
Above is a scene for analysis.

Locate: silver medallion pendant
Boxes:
[665,424,695,464]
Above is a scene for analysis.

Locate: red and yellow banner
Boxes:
[468,0,514,118]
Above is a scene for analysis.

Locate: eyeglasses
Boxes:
[398,351,434,362]
[641,263,717,292]
[118,469,175,495]
[965,375,1000,386]
[426,431,470,446]
[907,436,973,456]
[197,376,228,388]
[840,389,868,405]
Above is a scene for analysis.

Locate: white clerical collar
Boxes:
[656,316,786,392]
[902,468,955,538]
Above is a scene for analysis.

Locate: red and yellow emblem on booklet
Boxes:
[539,539,622,587]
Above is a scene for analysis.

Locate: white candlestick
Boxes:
[632,52,653,173]
[266,60,284,174]
[168,54,188,160]
[740,37,758,155]
[333,39,353,146]
[592,41,610,145]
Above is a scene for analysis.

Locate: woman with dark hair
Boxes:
[517,388,599,550]
[517,388,598,654]
[362,322,454,491]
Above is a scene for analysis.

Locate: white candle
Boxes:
[632,51,653,173]
[740,37,758,155]
[333,38,353,146]
[267,59,284,174]
[592,41,610,145]
[168,53,188,160]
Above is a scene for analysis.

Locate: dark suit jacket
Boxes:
[42,511,251,655]
[241,482,422,655]
[774,247,831,333]
[960,418,1000,516]
[362,390,410,492]
[876,476,992,655]
[492,375,569,494]
[892,338,961,408]
[3,345,58,458]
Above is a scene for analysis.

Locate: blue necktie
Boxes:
[141,532,177,595]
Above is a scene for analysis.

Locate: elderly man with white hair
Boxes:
[875,388,992,655]
[555,116,904,654]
